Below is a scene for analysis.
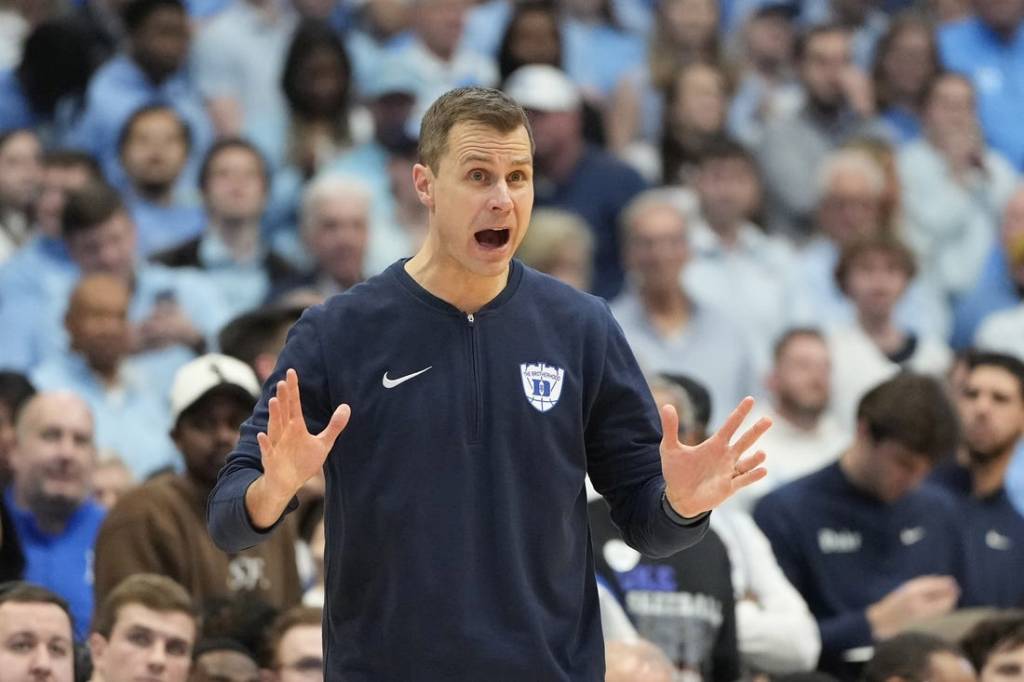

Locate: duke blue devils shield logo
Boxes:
[520,362,565,412]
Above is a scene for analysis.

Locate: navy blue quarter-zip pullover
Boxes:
[208,259,708,680]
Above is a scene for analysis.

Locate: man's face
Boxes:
[862,437,933,502]
[66,211,137,282]
[0,130,42,212]
[960,365,1024,464]
[204,147,266,223]
[274,624,323,682]
[66,277,132,373]
[415,0,467,58]
[624,204,689,292]
[413,122,534,280]
[35,164,94,239]
[0,601,74,682]
[90,604,195,682]
[191,650,259,682]
[173,392,252,489]
[843,250,909,320]
[526,109,579,164]
[10,394,96,516]
[305,194,369,288]
[131,6,190,80]
[928,651,978,682]
[818,170,882,246]
[695,157,760,227]
[121,110,189,194]
[800,31,850,109]
[772,334,831,418]
[981,642,1024,682]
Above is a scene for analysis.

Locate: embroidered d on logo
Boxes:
[520,362,565,412]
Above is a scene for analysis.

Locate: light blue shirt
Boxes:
[196,230,272,317]
[460,0,512,58]
[0,69,34,132]
[1007,440,1024,516]
[126,192,206,257]
[951,245,1020,349]
[31,353,178,479]
[563,19,645,97]
[610,289,759,428]
[940,17,1024,168]
[67,55,214,192]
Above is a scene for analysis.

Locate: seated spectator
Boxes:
[758,24,886,238]
[754,374,963,678]
[899,73,1017,299]
[828,235,952,428]
[3,391,104,639]
[31,274,178,479]
[0,18,96,143]
[59,180,230,393]
[931,352,1024,608]
[495,1,561,84]
[0,371,34,487]
[863,633,976,682]
[68,0,213,191]
[651,374,822,675]
[730,328,851,515]
[269,175,370,303]
[118,105,205,257]
[261,606,323,682]
[604,639,677,682]
[190,639,260,682]
[957,186,1024,350]
[960,615,1024,682]
[658,63,731,186]
[871,16,939,144]
[514,207,594,291]
[88,574,196,682]
[0,583,75,682]
[218,305,306,384]
[610,189,757,427]
[92,453,134,511]
[684,136,804,373]
[795,148,950,340]
[93,354,301,610]
[153,138,297,316]
[504,65,648,299]
[0,128,41,262]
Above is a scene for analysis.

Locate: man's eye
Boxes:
[469,170,486,182]
[509,171,526,182]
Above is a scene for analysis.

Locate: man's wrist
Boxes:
[661,492,709,527]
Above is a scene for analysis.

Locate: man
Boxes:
[118,105,204,257]
[0,129,42,263]
[218,305,306,383]
[209,87,771,679]
[0,583,75,682]
[757,24,886,237]
[863,633,976,682]
[153,138,297,316]
[3,391,104,639]
[610,188,758,427]
[940,0,1024,168]
[961,615,1024,682]
[931,352,1024,608]
[754,373,964,677]
[69,0,213,191]
[189,639,261,682]
[94,354,301,609]
[685,136,804,373]
[31,273,178,479]
[261,606,323,682]
[731,328,851,512]
[505,65,648,300]
[88,573,196,682]
[268,174,370,303]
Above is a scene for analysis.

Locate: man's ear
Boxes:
[412,163,435,210]
[88,632,108,672]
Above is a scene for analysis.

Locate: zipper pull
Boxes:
[467,313,475,324]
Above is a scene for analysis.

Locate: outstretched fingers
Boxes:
[286,368,306,423]
[731,450,768,490]
[268,396,283,444]
[318,403,352,446]
[715,396,755,444]
[730,416,772,460]
[659,404,679,448]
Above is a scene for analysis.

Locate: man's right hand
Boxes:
[245,368,351,529]
[866,575,960,640]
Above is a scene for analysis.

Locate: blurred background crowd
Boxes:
[0,0,1024,679]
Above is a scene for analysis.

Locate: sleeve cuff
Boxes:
[661,492,710,527]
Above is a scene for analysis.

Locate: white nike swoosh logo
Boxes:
[382,366,432,388]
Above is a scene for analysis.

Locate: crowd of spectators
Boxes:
[1,0,1024,679]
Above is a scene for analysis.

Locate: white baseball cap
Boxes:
[169,354,261,423]
[503,65,581,113]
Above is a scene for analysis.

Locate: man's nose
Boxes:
[489,181,513,211]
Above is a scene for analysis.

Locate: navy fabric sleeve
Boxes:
[817,611,873,655]
[208,306,334,552]
[585,303,709,558]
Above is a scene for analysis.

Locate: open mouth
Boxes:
[474,228,511,250]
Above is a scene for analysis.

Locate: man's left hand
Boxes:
[661,397,770,519]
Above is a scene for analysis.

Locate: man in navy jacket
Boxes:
[207,87,770,680]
